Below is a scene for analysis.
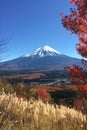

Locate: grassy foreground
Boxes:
[0,92,87,130]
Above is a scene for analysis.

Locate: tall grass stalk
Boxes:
[0,92,86,130]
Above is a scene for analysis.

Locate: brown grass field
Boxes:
[0,73,42,80]
[0,92,87,130]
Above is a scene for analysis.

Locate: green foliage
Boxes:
[28,87,37,98]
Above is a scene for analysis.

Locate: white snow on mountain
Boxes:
[23,45,62,57]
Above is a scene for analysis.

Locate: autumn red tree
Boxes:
[62,0,87,57]
[36,87,49,103]
[61,0,87,111]
[65,64,86,85]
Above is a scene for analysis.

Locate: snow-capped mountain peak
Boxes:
[24,45,62,57]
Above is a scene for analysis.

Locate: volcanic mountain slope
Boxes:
[0,45,81,71]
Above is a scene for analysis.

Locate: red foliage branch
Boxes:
[61,0,87,111]
[76,43,87,57]
[65,64,86,84]
[65,64,87,111]
[61,0,87,58]
[78,84,87,99]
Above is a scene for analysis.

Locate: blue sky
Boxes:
[0,0,82,61]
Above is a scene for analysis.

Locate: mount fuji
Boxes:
[23,45,62,58]
[0,45,81,71]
